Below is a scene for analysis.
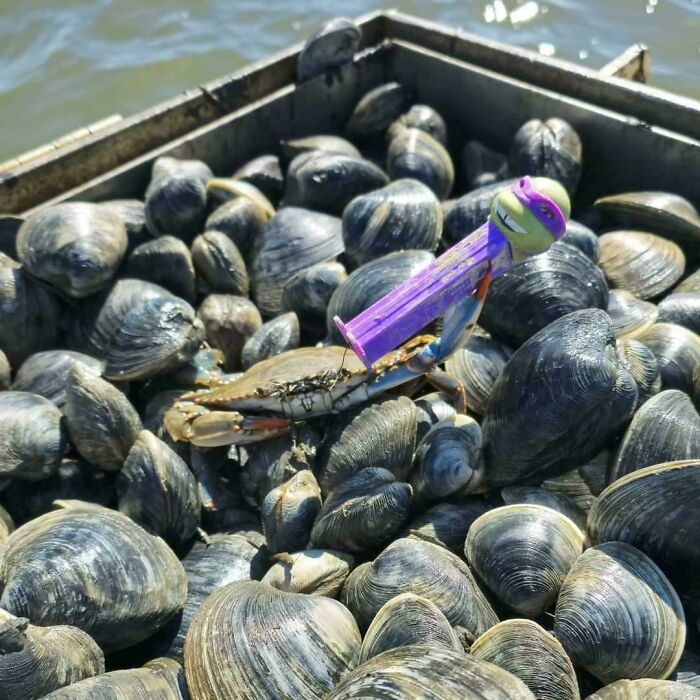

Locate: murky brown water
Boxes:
[0,0,698,162]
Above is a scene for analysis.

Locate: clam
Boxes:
[191,230,249,297]
[414,391,458,441]
[117,430,201,549]
[232,154,284,206]
[250,206,344,316]
[675,268,700,294]
[0,391,67,480]
[279,134,361,166]
[501,486,587,531]
[388,104,448,145]
[672,648,700,688]
[638,322,700,392]
[64,364,142,470]
[345,82,413,139]
[261,549,354,597]
[125,235,196,302]
[341,536,498,639]
[0,504,187,651]
[204,193,272,254]
[326,249,434,342]
[444,328,512,416]
[184,580,361,700]
[98,198,148,251]
[658,292,700,334]
[562,220,600,263]
[342,178,442,265]
[196,294,262,372]
[0,609,105,700]
[554,541,685,683]
[606,289,658,338]
[327,645,536,699]
[0,506,14,544]
[318,396,417,494]
[241,311,300,370]
[16,202,127,298]
[12,350,103,407]
[616,336,661,402]
[0,350,9,390]
[509,117,582,194]
[284,151,389,215]
[359,593,462,663]
[144,156,212,240]
[310,467,412,553]
[297,17,361,82]
[541,452,610,513]
[465,504,585,616]
[483,309,638,486]
[262,469,322,554]
[386,128,454,200]
[598,231,685,299]
[480,241,609,346]
[471,619,580,700]
[586,679,700,699]
[461,140,509,189]
[411,415,483,502]
[206,177,275,217]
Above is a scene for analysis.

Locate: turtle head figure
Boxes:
[491,176,571,262]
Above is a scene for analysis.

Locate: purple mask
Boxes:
[512,176,567,239]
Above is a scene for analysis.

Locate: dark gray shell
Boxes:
[388,105,448,145]
[191,230,249,297]
[232,154,284,206]
[117,430,201,549]
[297,17,361,82]
[16,202,127,298]
[197,294,262,372]
[638,322,700,393]
[606,289,658,338]
[279,135,361,167]
[0,391,67,480]
[540,451,610,513]
[345,82,413,139]
[658,292,700,334]
[509,117,582,195]
[241,312,300,370]
[501,486,588,531]
[480,242,609,347]
[0,350,9,390]
[342,179,442,265]
[616,337,661,402]
[184,580,361,700]
[204,195,271,253]
[98,199,148,251]
[341,537,499,639]
[414,392,458,441]
[125,235,196,302]
[587,679,700,699]
[386,128,454,200]
[0,505,187,652]
[462,141,509,190]
[284,151,389,216]
[261,549,354,597]
[483,309,638,486]
[251,206,344,316]
[12,350,103,407]
[326,250,434,342]
[562,220,600,263]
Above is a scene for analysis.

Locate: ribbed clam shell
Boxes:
[251,206,344,315]
[341,537,498,638]
[262,469,322,554]
[232,154,284,206]
[501,486,587,531]
[0,506,187,652]
[0,391,67,480]
[17,202,127,298]
[461,141,509,190]
[658,292,700,334]
[411,415,483,501]
[12,350,103,407]
[310,467,412,553]
[615,336,661,402]
[345,82,413,139]
[554,542,686,684]
[241,311,300,370]
[191,230,249,297]
[562,220,600,263]
[606,289,658,338]
[586,679,700,699]
[279,135,361,166]
[638,322,700,392]
[360,593,462,663]
[326,249,434,342]
[297,17,360,82]
[414,392,458,441]
[465,504,585,616]
[184,580,361,700]
[318,396,417,494]
[388,105,448,145]
[386,128,454,200]
[0,349,9,390]
[610,390,700,482]
[284,151,389,216]
[125,235,196,302]
[471,619,580,700]
[328,645,536,699]
[480,241,609,347]
[483,309,638,486]
[117,430,201,549]
[509,117,582,194]
[342,179,442,265]
[64,365,142,470]
[262,550,354,597]
[204,195,271,253]
[589,459,700,590]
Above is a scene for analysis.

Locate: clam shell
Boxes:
[261,549,354,597]
[191,230,249,297]
[206,178,275,217]
[297,17,361,82]
[232,154,284,206]
[540,451,610,513]
[638,322,700,392]
[554,541,686,684]
[241,311,300,370]
[465,504,585,616]
[414,391,458,441]
[204,195,271,254]
[562,220,600,263]
[501,486,587,531]
[388,104,448,145]
[658,292,700,334]
[345,82,413,139]
[471,619,580,700]
[461,140,509,190]
[98,199,148,251]
[279,135,361,167]
[586,679,700,700]
[606,289,658,338]
[675,268,700,295]
[0,350,9,390]
[184,580,361,700]
[615,336,661,402]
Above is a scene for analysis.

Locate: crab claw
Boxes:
[164,402,290,447]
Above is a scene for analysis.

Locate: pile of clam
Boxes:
[1,17,700,700]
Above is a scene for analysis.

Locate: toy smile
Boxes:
[495,202,527,234]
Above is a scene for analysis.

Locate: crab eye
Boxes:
[538,204,555,220]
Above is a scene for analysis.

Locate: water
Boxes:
[0,0,699,162]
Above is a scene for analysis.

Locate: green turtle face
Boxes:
[491,177,571,262]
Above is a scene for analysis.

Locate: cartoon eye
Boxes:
[538,204,555,220]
